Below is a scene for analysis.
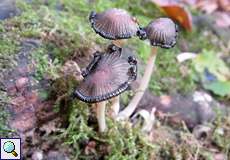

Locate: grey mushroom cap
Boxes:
[89,8,140,40]
[74,46,137,103]
[138,18,178,49]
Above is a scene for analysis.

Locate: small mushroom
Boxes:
[89,8,140,116]
[141,18,177,48]
[74,48,137,132]
[89,8,139,40]
[118,18,178,120]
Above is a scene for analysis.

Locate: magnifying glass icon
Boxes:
[3,141,18,157]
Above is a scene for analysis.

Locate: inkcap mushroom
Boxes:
[74,47,137,132]
[118,18,178,120]
[89,8,140,116]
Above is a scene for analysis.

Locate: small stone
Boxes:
[160,95,172,106]
[0,0,19,20]
[10,110,35,132]
[32,151,43,160]
[15,77,29,90]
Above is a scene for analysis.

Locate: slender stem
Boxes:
[109,40,125,117]
[95,101,107,132]
[110,96,120,117]
[112,40,125,47]
[117,47,157,120]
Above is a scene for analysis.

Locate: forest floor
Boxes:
[0,0,229,159]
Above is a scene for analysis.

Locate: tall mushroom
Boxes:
[89,8,140,116]
[74,47,137,132]
[118,18,178,120]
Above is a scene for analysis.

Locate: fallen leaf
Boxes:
[192,50,230,81]
[177,52,197,62]
[218,0,230,12]
[151,0,193,31]
[204,81,230,96]
[131,108,156,133]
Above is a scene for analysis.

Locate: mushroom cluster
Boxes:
[74,8,178,132]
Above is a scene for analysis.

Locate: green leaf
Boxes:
[192,50,230,81]
[204,81,230,97]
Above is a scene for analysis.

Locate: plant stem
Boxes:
[109,40,125,117]
[117,47,157,120]
[112,39,125,47]
[110,96,120,118]
[96,101,107,132]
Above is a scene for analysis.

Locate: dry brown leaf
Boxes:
[162,5,193,31]
[152,0,193,31]
[218,0,230,12]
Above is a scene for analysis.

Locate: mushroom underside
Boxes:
[74,48,137,103]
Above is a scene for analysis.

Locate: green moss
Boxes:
[0,91,14,137]
[148,48,196,95]
[58,101,154,160]
[1,0,228,159]
[0,35,19,56]
[31,48,61,80]
[0,28,20,72]
[11,0,217,97]
[183,29,219,52]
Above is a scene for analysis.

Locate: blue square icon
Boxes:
[0,138,21,160]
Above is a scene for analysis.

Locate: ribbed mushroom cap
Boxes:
[89,8,139,40]
[143,18,178,49]
[74,48,137,103]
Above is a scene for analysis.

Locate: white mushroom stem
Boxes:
[110,96,120,118]
[95,101,107,132]
[117,47,157,120]
[109,40,125,117]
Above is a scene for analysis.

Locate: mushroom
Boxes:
[118,18,178,120]
[74,47,137,132]
[89,8,140,116]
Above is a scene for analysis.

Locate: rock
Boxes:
[32,150,43,160]
[10,109,36,133]
[15,77,29,90]
[135,90,220,129]
[0,0,19,20]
